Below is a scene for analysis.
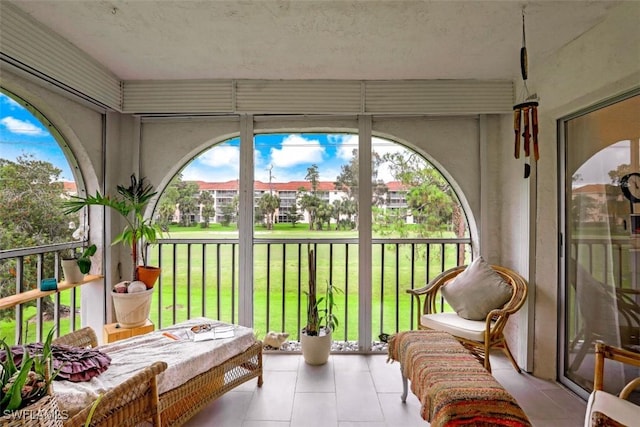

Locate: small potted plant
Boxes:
[60,224,97,284]
[60,244,97,284]
[0,329,63,425]
[300,246,341,365]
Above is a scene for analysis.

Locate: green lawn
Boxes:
[148,227,467,341]
[1,294,82,345]
[2,227,468,345]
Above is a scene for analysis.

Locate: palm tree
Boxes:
[259,193,280,230]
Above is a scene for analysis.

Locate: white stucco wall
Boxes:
[527,1,640,379]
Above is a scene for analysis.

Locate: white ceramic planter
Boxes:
[61,259,84,284]
[300,328,332,365]
[112,288,154,328]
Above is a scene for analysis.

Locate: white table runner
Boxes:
[53,318,257,418]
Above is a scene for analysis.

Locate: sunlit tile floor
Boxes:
[184,351,587,427]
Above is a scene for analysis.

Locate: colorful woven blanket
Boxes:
[388,330,532,427]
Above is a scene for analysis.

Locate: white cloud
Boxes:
[0,116,46,136]
[318,165,342,182]
[198,144,240,168]
[333,135,406,161]
[0,94,21,110]
[332,135,358,160]
[372,136,408,157]
[181,163,238,182]
[269,134,325,167]
[254,148,265,169]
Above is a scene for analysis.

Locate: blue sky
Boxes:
[0,93,74,181]
[0,91,407,185]
[183,133,405,184]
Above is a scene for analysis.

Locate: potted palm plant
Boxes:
[63,174,163,328]
[300,246,341,365]
[63,174,162,286]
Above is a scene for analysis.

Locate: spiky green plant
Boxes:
[0,329,58,412]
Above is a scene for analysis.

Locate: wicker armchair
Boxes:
[64,361,167,427]
[53,326,98,348]
[407,264,528,372]
[583,343,640,427]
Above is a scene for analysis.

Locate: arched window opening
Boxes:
[0,89,88,344]
[153,138,241,326]
[152,131,471,349]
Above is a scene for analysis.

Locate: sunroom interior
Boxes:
[1,0,639,426]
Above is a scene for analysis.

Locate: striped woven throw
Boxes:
[388,330,532,427]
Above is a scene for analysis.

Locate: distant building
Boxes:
[188,179,408,225]
[62,179,410,226]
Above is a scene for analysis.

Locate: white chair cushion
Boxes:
[584,390,640,427]
[420,313,492,342]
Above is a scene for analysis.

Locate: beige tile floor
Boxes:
[184,351,587,427]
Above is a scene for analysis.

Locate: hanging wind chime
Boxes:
[513,9,539,178]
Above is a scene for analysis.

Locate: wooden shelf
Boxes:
[104,320,154,343]
[0,275,103,310]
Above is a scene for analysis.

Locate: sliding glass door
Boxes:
[560,92,640,397]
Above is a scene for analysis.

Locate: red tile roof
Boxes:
[62,179,407,194]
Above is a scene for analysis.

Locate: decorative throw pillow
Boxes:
[1,343,111,382]
[440,257,513,321]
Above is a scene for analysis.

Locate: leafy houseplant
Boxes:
[301,246,341,365]
[62,245,97,274]
[60,245,97,284]
[0,329,59,415]
[62,174,163,287]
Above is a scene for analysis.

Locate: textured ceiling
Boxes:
[7,0,622,81]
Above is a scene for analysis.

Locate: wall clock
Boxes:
[621,172,640,203]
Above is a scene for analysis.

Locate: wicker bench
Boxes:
[388,330,531,427]
[54,320,263,427]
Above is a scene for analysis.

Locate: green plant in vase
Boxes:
[62,174,163,288]
[0,329,59,413]
[300,246,342,365]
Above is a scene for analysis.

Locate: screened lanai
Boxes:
[1,0,638,415]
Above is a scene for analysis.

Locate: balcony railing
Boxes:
[147,236,472,350]
[2,236,474,350]
[0,241,88,345]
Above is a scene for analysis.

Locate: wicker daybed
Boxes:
[53,318,263,427]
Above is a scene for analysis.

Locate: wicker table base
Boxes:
[158,340,263,427]
[54,324,263,427]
